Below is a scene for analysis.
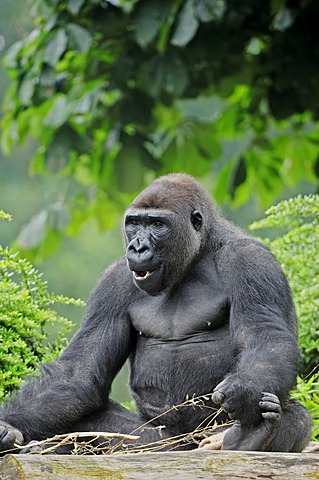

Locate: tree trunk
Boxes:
[0,450,318,480]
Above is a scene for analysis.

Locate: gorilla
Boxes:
[0,173,312,453]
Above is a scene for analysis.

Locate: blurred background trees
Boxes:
[2,0,319,258]
[0,0,318,413]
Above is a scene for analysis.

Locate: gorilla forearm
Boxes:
[0,363,105,441]
[211,240,301,425]
[235,335,299,392]
[212,304,297,419]
[215,331,300,425]
[0,269,135,443]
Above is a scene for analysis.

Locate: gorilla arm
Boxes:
[0,258,136,449]
[213,241,300,426]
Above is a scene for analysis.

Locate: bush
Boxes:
[250,194,319,440]
[0,210,84,402]
[292,374,319,441]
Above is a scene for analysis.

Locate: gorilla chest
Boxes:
[129,279,229,340]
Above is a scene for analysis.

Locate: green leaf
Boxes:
[176,95,227,122]
[161,128,212,177]
[67,0,85,15]
[0,211,12,221]
[30,148,46,175]
[17,210,48,249]
[133,0,171,48]
[66,24,92,53]
[194,124,222,159]
[143,55,188,97]
[272,7,295,31]
[31,228,63,260]
[171,0,199,47]
[274,136,318,186]
[39,66,56,88]
[44,95,69,128]
[93,192,118,230]
[45,132,72,173]
[106,0,137,11]
[213,158,235,203]
[44,29,68,67]
[194,0,226,22]
[115,147,144,193]
[245,37,266,56]
[4,40,23,70]
[19,70,37,106]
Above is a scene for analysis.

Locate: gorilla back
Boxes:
[0,173,312,454]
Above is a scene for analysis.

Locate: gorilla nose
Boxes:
[130,243,149,254]
[127,238,154,263]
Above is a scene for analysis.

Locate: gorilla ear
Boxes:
[191,210,203,231]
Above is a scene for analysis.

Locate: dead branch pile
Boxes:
[4,393,231,456]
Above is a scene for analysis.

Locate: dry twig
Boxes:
[8,393,231,455]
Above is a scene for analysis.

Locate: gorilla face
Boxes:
[124,207,203,295]
[124,209,173,295]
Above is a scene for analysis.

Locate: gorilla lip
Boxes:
[133,270,152,279]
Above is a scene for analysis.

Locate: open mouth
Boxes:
[133,270,153,280]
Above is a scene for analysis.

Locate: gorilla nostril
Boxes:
[128,239,150,255]
[137,245,148,254]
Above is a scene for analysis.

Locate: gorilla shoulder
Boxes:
[216,238,279,287]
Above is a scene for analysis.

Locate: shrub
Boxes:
[292,374,319,441]
[0,210,84,402]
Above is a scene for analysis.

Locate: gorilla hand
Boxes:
[0,421,24,453]
[212,375,262,425]
[222,392,282,451]
[20,440,44,454]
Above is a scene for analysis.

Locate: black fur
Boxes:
[0,174,312,453]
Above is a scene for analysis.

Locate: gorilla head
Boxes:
[124,173,220,295]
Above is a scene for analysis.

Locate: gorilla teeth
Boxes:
[134,270,150,279]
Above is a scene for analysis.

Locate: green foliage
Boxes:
[120,400,136,412]
[0,211,12,221]
[2,1,319,256]
[293,375,319,441]
[0,211,85,402]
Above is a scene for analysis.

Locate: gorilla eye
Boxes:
[152,221,164,228]
[127,219,139,227]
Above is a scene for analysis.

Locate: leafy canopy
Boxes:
[2,0,319,254]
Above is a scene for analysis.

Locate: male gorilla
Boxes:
[0,174,312,453]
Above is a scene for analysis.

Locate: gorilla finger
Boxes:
[219,401,234,414]
[259,400,282,413]
[212,391,226,405]
[262,412,281,423]
[261,392,280,404]
[228,411,237,420]
[20,440,43,454]
[0,431,16,450]
[0,424,23,448]
[0,427,8,443]
[13,429,24,445]
[213,378,230,393]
